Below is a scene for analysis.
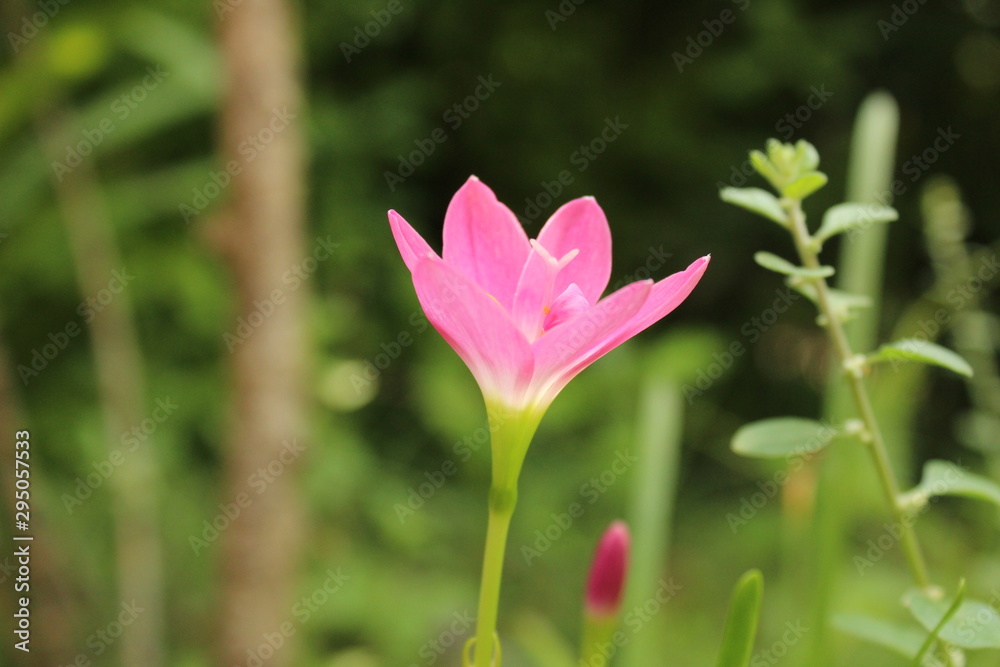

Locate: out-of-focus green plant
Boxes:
[714,570,764,667]
[722,138,1000,665]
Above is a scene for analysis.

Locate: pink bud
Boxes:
[585,521,630,617]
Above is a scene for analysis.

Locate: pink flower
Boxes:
[388,176,709,414]
[586,521,631,617]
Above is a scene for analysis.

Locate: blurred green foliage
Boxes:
[1,0,999,665]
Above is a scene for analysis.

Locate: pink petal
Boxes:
[617,255,710,342]
[530,280,652,403]
[543,283,589,331]
[412,257,533,403]
[537,197,612,304]
[442,176,531,310]
[536,256,709,402]
[586,521,630,617]
[510,246,551,340]
[510,242,582,340]
[388,210,438,272]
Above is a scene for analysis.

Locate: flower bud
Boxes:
[585,521,630,618]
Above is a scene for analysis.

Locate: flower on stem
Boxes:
[389,176,709,459]
[391,178,706,667]
[586,521,630,619]
[580,521,631,667]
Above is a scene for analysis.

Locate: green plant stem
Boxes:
[785,199,932,590]
[472,492,516,667]
[911,580,966,666]
[580,614,619,667]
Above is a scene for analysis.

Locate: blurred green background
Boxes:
[1,0,999,665]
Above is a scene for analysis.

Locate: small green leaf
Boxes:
[754,251,834,278]
[911,580,967,665]
[720,187,787,225]
[749,150,781,187]
[782,171,828,199]
[833,613,924,659]
[714,570,764,667]
[870,339,973,377]
[815,203,898,245]
[901,460,1000,509]
[731,417,837,459]
[794,139,820,172]
[905,588,1000,649]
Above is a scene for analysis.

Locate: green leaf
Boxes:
[715,570,764,667]
[794,140,820,172]
[815,203,898,245]
[901,460,1000,509]
[749,150,777,182]
[782,171,828,199]
[911,580,967,665]
[870,339,973,377]
[731,417,837,459]
[833,613,924,658]
[720,187,787,225]
[905,588,1000,649]
[754,251,834,278]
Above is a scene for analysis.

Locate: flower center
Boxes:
[512,240,589,340]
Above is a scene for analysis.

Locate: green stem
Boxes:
[472,489,516,667]
[785,199,933,589]
[579,614,619,667]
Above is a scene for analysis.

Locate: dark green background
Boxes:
[1,0,998,665]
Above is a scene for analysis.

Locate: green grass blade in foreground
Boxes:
[714,570,764,667]
[618,376,684,667]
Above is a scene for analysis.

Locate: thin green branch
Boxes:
[784,199,932,589]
